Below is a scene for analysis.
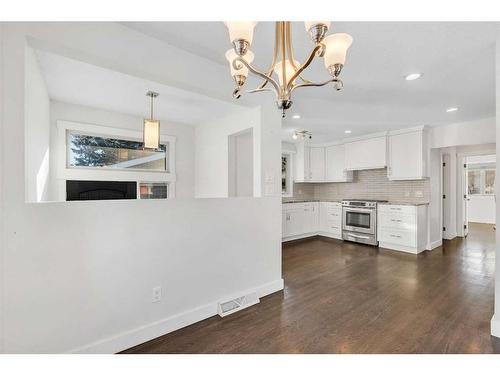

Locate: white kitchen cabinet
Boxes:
[318,202,342,239]
[309,147,325,181]
[344,135,387,171]
[294,143,351,183]
[325,144,353,182]
[302,202,319,233]
[282,202,318,240]
[387,127,428,180]
[294,143,311,182]
[377,204,428,254]
[282,201,338,241]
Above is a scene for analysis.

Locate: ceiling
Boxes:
[35,49,240,127]
[123,22,499,143]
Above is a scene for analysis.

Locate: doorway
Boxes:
[465,154,496,231]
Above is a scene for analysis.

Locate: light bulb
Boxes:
[292,133,298,140]
[323,33,353,70]
[273,59,300,86]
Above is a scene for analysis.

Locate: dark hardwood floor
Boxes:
[122,223,500,353]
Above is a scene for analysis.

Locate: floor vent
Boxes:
[218,291,260,317]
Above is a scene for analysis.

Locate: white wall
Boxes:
[48,101,196,201]
[228,129,254,197]
[468,195,496,224]
[25,46,50,202]
[430,117,495,149]
[0,23,283,353]
[195,104,282,199]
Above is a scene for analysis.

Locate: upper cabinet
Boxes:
[387,127,428,180]
[325,144,353,182]
[295,143,352,183]
[292,127,428,183]
[309,147,325,181]
[344,135,387,171]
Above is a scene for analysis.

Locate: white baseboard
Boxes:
[70,278,284,354]
[426,239,442,251]
[443,232,457,240]
[491,315,500,338]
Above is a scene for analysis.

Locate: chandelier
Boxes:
[224,21,353,117]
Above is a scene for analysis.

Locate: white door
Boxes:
[463,162,469,236]
[442,154,451,239]
[309,147,325,181]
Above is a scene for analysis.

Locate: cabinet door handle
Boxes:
[391,219,402,223]
[390,234,402,238]
[390,207,402,211]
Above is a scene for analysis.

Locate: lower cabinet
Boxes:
[377,204,427,254]
[282,202,342,241]
[318,202,342,239]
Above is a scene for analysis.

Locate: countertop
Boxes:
[282,199,429,206]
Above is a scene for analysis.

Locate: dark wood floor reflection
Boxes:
[122,223,500,353]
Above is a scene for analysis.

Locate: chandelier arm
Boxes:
[257,22,281,90]
[280,21,287,97]
[233,57,281,95]
[285,44,323,93]
[289,78,343,94]
[285,22,300,71]
[246,87,279,98]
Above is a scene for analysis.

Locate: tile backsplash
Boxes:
[292,168,430,203]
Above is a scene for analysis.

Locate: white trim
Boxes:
[68,278,284,354]
[342,131,388,143]
[426,239,442,251]
[378,242,426,254]
[345,164,387,171]
[387,125,426,136]
[491,315,500,338]
[443,232,458,240]
[56,120,177,199]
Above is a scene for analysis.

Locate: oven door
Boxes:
[342,207,375,235]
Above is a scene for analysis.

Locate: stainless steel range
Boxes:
[342,199,388,246]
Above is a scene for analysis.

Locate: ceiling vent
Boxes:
[218,291,260,317]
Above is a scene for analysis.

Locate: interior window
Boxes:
[67,132,168,172]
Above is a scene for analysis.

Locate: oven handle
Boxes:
[343,207,374,213]
[345,233,372,240]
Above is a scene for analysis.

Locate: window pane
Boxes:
[485,170,495,195]
[139,182,168,199]
[68,133,167,172]
[468,170,481,195]
[282,156,287,194]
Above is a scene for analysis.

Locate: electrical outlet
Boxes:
[152,286,162,303]
[414,190,424,198]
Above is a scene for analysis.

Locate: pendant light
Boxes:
[144,91,160,149]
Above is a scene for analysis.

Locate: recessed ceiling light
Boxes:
[292,114,301,119]
[405,73,422,81]
[344,130,352,134]
[446,107,458,112]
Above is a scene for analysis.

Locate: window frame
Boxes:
[57,120,177,200]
